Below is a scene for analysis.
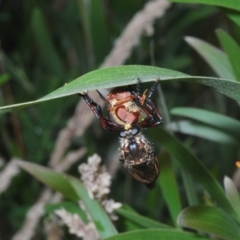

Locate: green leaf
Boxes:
[0,73,9,86]
[178,206,240,240]
[90,0,110,63]
[170,0,240,11]
[216,29,240,81]
[224,8,240,27]
[181,169,199,206]
[168,120,239,146]
[1,65,240,115]
[45,201,88,223]
[116,208,172,229]
[185,37,235,79]
[170,107,240,140]
[224,176,240,221]
[1,53,35,93]
[148,127,236,219]
[77,0,95,68]
[18,161,117,238]
[18,161,79,201]
[68,177,118,238]
[31,8,64,76]
[159,151,181,226]
[104,229,210,240]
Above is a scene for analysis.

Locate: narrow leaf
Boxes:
[116,208,172,229]
[181,169,199,206]
[31,8,64,76]
[216,29,240,81]
[0,74,9,86]
[1,65,240,115]
[178,206,240,240]
[170,107,240,140]
[185,36,235,79]
[224,8,240,27]
[104,229,210,240]
[148,127,236,219]
[19,161,117,238]
[1,53,35,93]
[170,0,240,11]
[159,151,181,226]
[45,201,88,223]
[168,120,239,146]
[18,161,79,201]
[68,177,117,238]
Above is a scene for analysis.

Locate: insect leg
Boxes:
[78,93,122,132]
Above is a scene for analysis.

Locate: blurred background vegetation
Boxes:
[0,0,239,239]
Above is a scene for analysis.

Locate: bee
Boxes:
[79,78,162,188]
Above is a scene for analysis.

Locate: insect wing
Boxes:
[122,155,159,188]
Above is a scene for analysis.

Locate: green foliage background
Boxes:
[0,0,240,239]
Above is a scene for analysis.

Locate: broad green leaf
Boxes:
[18,161,79,201]
[1,65,240,115]
[178,206,240,240]
[104,229,210,240]
[168,120,239,146]
[216,29,240,81]
[148,127,237,219]
[158,151,181,226]
[224,176,240,221]
[170,0,240,11]
[185,37,235,79]
[116,208,172,229]
[69,177,117,238]
[170,107,240,140]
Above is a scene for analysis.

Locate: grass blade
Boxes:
[216,29,240,81]
[178,206,240,240]
[158,151,181,226]
[116,208,172,229]
[170,107,240,140]
[168,120,239,146]
[69,177,118,238]
[185,36,235,79]
[18,161,79,201]
[148,127,237,219]
[104,229,210,240]
[170,0,240,11]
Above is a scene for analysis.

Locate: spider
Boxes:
[79,78,163,188]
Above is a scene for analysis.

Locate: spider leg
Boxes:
[147,78,160,100]
[136,78,142,98]
[78,93,121,132]
[96,90,110,106]
[140,100,163,127]
[134,79,163,128]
